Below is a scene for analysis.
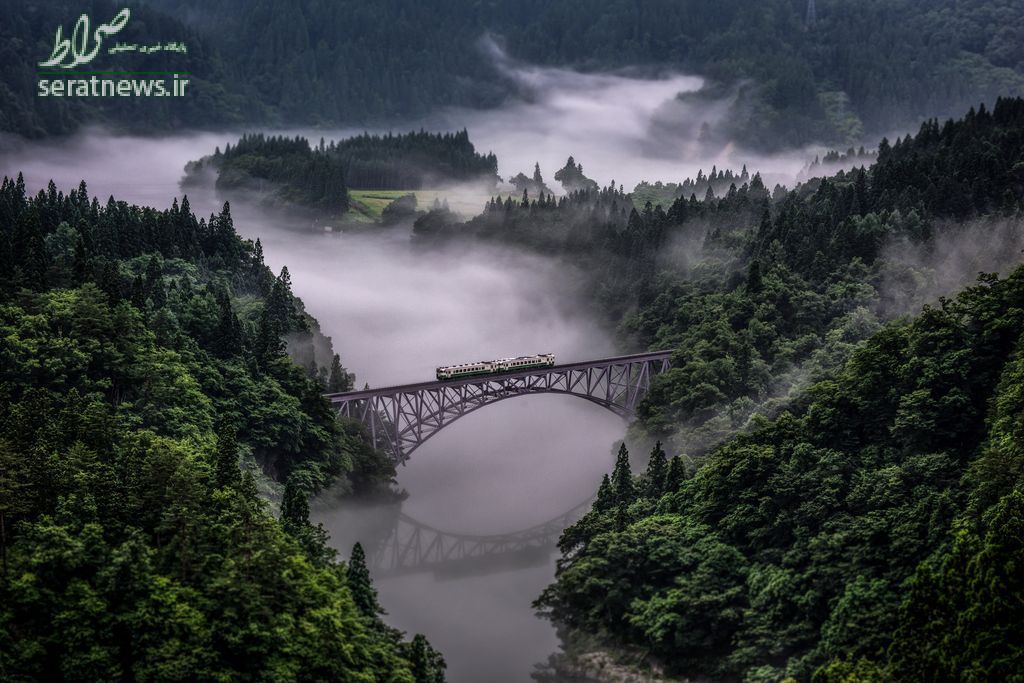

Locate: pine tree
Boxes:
[665,455,685,493]
[214,421,240,489]
[213,290,243,358]
[347,542,381,618]
[594,473,614,512]
[327,353,353,392]
[408,633,447,683]
[643,441,668,499]
[614,500,629,531]
[280,476,310,534]
[239,469,259,502]
[746,259,764,293]
[0,442,30,575]
[611,444,635,506]
[255,307,284,365]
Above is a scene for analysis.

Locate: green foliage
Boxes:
[538,102,1024,680]
[213,420,241,490]
[642,441,668,499]
[553,156,598,194]
[0,176,428,679]
[346,542,382,620]
[0,0,254,138]
[7,0,1024,147]
[888,487,1024,682]
[541,265,1024,680]
[327,130,498,190]
[610,444,635,508]
[185,131,498,219]
[436,100,1024,462]
[406,633,447,683]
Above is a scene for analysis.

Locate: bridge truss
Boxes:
[325,351,673,463]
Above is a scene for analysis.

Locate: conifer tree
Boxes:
[239,469,259,502]
[347,542,381,618]
[746,259,764,293]
[611,444,635,506]
[665,455,685,493]
[408,633,447,683]
[327,353,353,392]
[280,476,310,534]
[214,421,241,490]
[594,473,614,513]
[643,441,668,499]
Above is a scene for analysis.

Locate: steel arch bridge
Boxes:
[325,351,672,463]
[368,498,594,577]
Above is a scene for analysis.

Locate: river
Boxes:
[1,130,633,682]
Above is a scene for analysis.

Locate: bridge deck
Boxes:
[323,350,673,401]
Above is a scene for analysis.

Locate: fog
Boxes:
[420,40,819,192]
[0,49,927,681]
[1,127,630,682]
[880,216,1024,316]
[268,41,819,198]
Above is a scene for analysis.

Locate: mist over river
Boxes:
[0,56,826,675]
[1,132,634,681]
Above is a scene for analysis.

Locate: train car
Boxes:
[436,353,555,380]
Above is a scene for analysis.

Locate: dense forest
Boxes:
[183,131,498,218]
[0,176,445,680]
[5,0,1024,148]
[423,98,1024,457]
[539,267,1024,680]
[0,0,253,137]
[633,166,753,209]
[331,130,499,190]
[526,99,1024,679]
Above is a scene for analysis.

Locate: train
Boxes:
[436,353,555,380]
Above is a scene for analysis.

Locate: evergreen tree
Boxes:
[408,634,447,683]
[327,353,353,392]
[611,444,635,506]
[214,421,241,490]
[213,290,243,358]
[239,469,259,502]
[347,542,381,619]
[643,441,668,499]
[594,473,614,513]
[280,476,310,534]
[746,259,764,293]
[255,307,285,365]
[665,456,685,494]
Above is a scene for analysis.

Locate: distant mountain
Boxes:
[4,0,1024,149]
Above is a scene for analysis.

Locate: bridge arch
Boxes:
[325,351,672,464]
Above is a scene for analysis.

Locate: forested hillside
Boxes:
[5,0,1024,148]
[538,265,1024,680]
[183,131,498,218]
[0,0,253,137]
[0,176,444,680]
[525,98,1024,680]
[425,98,1024,458]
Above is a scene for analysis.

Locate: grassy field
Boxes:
[346,189,512,223]
[346,190,407,222]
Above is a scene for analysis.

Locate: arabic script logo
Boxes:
[39,8,131,69]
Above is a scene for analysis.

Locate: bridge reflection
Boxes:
[367,498,593,579]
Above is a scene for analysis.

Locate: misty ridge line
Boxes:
[169,40,850,203]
